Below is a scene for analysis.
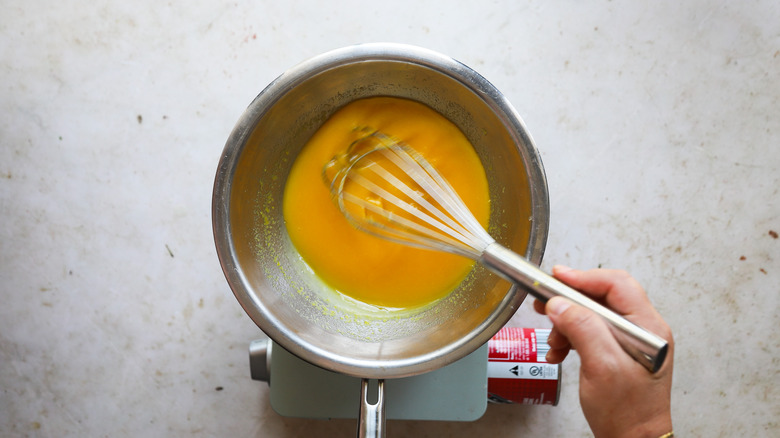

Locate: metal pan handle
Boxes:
[357,379,385,438]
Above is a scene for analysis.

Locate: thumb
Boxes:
[545,297,625,369]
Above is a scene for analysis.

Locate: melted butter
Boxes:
[283,97,490,309]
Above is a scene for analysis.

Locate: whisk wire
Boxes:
[364,157,483,250]
[341,190,478,257]
[382,146,493,247]
[340,162,482,257]
[326,130,493,259]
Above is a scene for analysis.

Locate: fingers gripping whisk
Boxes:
[323,130,494,259]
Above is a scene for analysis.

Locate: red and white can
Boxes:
[487,327,561,406]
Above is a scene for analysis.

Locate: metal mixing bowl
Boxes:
[212,43,549,379]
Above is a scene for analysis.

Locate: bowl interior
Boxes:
[214,46,548,378]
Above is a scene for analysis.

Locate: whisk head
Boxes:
[323,129,494,259]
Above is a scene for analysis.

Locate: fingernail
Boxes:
[553,265,573,274]
[546,297,571,316]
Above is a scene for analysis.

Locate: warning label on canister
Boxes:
[487,327,561,406]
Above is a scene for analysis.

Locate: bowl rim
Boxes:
[212,42,550,378]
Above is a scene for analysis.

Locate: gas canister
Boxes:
[487,327,561,405]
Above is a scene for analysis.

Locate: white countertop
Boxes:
[2,1,778,436]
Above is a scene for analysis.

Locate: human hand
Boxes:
[534,266,674,438]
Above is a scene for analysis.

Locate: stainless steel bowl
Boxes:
[212,43,549,379]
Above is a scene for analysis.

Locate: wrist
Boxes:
[592,411,672,438]
[622,415,673,438]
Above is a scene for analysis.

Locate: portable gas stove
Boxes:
[248,327,560,421]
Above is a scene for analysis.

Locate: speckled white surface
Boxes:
[1,1,778,437]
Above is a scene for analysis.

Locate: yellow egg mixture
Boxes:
[283,97,490,309]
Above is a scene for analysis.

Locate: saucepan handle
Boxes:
[357,379,385,438]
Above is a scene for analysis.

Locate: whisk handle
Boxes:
[481,243,668,373]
